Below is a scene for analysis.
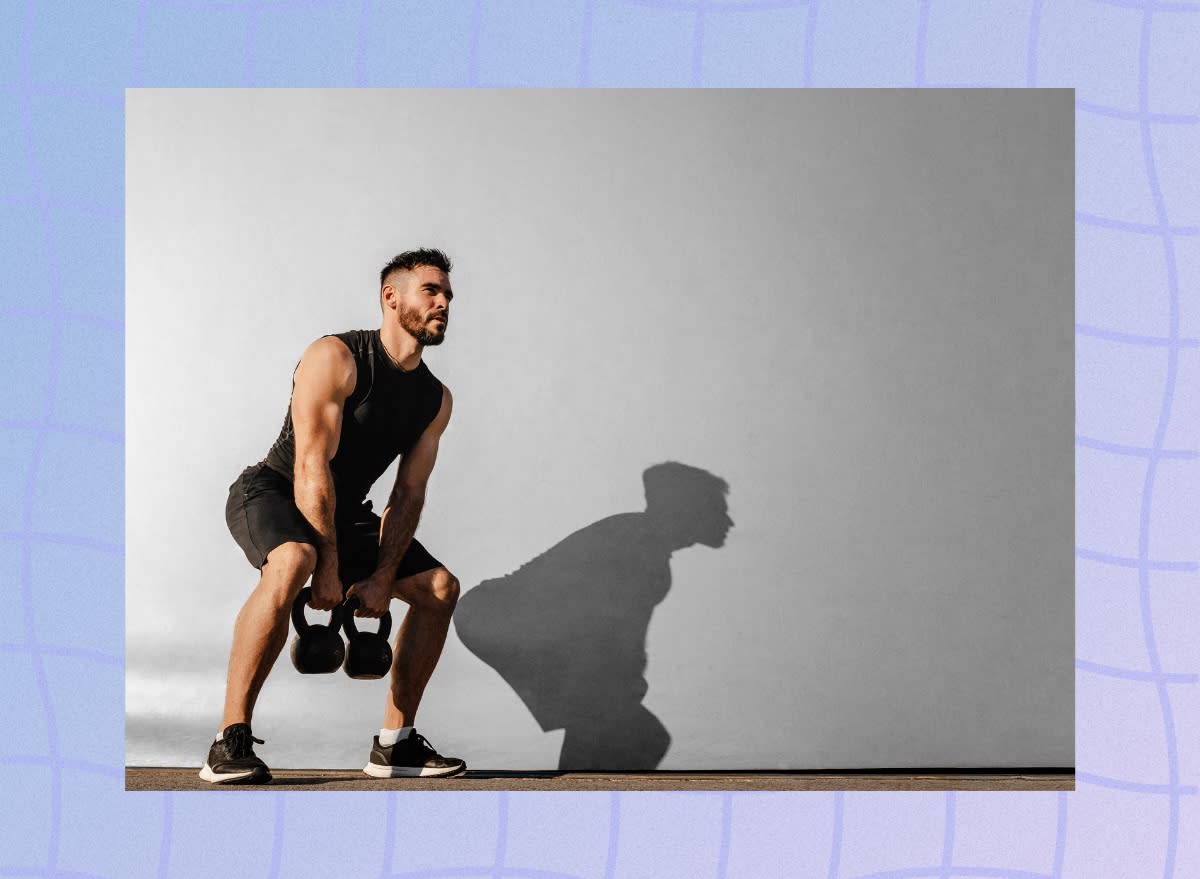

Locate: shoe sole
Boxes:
[199,762,273,784]
[362,762,466,779]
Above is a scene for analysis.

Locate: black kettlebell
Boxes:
[341,596,393,680]
[290,586,346,674]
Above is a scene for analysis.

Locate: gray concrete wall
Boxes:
[126,89,1073,770]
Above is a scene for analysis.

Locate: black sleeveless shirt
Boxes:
[261,329,444,507]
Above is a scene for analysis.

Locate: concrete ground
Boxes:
[127,768,1074,792]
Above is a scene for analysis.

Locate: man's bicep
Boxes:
[292,395,342,465]
[291,338,354,467]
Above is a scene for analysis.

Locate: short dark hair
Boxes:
[380,248,453,288]
[642,461,729,512]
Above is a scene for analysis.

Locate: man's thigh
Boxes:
[226,463,317,570]
[335,509,444,588]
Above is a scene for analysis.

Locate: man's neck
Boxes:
[379,325,423,371]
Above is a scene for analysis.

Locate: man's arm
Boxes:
[290,336,356,610]
[347,385,453,617]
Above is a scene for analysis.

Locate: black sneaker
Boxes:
[199,723,272,784]
[364,729,466,778]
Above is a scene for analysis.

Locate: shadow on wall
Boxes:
[455,462,732,770]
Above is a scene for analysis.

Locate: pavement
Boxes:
[126,768,1074,792]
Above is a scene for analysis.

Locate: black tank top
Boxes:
[261,329,444,507]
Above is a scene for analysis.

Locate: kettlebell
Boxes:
[290,586,346,674]
[341,597,393,680]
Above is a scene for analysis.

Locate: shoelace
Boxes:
[224,726,265,758]
[412,732,440,758]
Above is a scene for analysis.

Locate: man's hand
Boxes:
[346,574,393,618]
[309,562,344,611]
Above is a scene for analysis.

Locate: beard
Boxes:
[397,302,447,346]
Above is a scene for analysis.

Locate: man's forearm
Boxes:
[294,461,339,565]
[375,489,424,577]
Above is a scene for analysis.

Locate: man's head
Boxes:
[642,462,733,548]
[380,248,454,347]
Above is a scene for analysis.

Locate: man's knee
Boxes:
[261,542,317,599]
[391,566,459,614]
[415,569,460,610]
[429,568,460,614]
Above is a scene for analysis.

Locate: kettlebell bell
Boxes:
[290,586,346,674]
[341,597,393,680]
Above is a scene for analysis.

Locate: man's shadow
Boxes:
[454,462,732,770]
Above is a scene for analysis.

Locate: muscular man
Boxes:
[200,248,465,783]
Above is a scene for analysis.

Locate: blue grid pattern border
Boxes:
[2,0,1196,877]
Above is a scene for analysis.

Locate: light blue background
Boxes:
[1,0,1196,876]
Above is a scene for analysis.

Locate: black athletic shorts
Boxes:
[225,462,442,587]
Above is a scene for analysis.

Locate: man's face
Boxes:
[696,497,734,548]
[655,490,734,548]
[384,265,452,346]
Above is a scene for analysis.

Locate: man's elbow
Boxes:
[294,454,332,484]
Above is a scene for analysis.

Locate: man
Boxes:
[201,248,465,783]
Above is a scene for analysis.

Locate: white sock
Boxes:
[379,726,413,746]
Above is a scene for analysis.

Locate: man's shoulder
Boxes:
[294,334,358,396]
[305,331,374,365]
[319,329,369,353]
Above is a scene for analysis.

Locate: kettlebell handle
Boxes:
[292,586,345,632]
[342,596,393,641]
